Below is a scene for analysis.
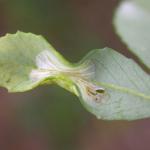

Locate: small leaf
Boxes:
[0,32,150,120]
[114,1,150,69]
[0,31,71,92]
[77,48,150,120]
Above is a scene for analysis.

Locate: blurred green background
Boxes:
[0,0,150,150]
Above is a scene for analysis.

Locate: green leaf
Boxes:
[77,48,150,120]
[114,1,150,69]
[0,31,150,120]
[0,31,71,92]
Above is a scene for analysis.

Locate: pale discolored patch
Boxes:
[30,50,109,105]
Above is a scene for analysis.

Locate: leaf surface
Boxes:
[0,32,150,120]
[77,48,150,120]
[0,31,68,92]
[114,1,150,69]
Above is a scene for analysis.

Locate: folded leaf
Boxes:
[114,1,150,69]
[0,31,149,120]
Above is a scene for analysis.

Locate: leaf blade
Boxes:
[77,48,150,120]
[0,31,66,92]
[114,1,150,69]
[0,31,150,120]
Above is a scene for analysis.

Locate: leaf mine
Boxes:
[30,50,108,106]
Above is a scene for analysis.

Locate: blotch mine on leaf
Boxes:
[75,79,109,106]
[30,50,109,105]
